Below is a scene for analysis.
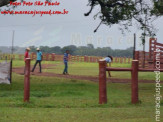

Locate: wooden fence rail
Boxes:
[99,59,163,104]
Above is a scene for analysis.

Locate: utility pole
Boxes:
[143,13,147,68]
[11,30,15,55]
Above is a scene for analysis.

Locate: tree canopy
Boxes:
[0,0,15,7]
[85,0,163,38]
[152,0,163,16]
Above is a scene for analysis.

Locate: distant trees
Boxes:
[29,46,36,52]
[0,44,134,57]
[32,44,133,57]
[61,45,77,54]
[87,44,94,49]
[50,46,61,54]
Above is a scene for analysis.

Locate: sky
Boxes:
[0,0,163,51]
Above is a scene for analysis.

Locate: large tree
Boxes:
[85,0,163,38]
[0,0,16,7]
[152,0,163,16]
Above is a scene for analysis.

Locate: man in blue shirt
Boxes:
[63,50,69,75]
[32,48,42,73]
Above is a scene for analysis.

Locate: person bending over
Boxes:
[103,55,113,77]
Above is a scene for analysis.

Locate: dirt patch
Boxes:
[12,64,155,83]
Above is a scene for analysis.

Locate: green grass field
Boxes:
[11,60,163,81]
[0,60,163,122]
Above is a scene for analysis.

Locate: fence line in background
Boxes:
[0,53,132,64]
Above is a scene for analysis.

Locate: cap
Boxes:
[36,48,40,50]
[26,48,30,51]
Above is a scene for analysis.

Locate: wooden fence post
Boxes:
[77,55,79,62]
[69,55,72,62]
[52,53,55,61]
[19,55,21,60]
[99,60,107,104]
[120,57,123,63]
[24,58,31,102]
[128,57,131,64]
[13,55,15,60]
[87,56,89,62]
[131,60,139,104]
[84,55,86,62]
[8,55,10,60]
[90,57,92,62]
[93,57,96,62]
[46,54,49,61]
[124,57,126,64]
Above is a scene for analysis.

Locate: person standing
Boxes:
[63,50,69,75]
[24,48,30,61]
[31,48,42,73]
[24,48,30,74]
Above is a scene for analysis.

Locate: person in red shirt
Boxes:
[24,48,30,61]
[24,48,30,74]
